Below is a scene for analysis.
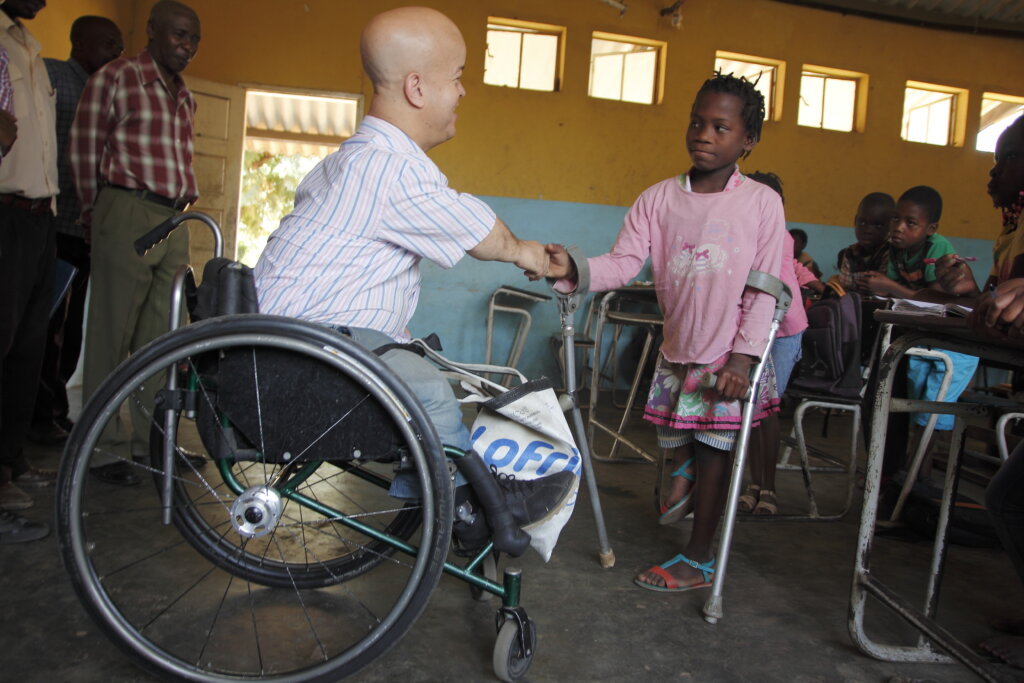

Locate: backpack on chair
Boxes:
[789,291,863,399]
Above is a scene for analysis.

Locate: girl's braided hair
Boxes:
[696,71,766,157]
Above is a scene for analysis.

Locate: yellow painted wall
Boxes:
[30,0,137,58]
[34,0,1024,240]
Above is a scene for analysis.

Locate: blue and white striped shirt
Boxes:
[255,116,496,341]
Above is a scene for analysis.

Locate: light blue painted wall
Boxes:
[408,196,997,386]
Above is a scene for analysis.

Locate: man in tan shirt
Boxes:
[0,0,59,513]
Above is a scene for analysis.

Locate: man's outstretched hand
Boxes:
[515,240,550,281]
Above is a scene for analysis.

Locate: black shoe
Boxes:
[90,461,141,486]
[27,421,69,446]
[54,416,74,433]
[493,469,577,530]
[0,507,50,544]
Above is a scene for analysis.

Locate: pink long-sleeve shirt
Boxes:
[778,233,812,337]
[587,173,787,365]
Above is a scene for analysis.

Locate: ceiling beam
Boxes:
[768,0,1024,38]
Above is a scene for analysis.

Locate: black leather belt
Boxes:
[107,185,191,211]
[0,193,52,214]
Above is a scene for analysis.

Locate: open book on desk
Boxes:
[890,298,973,317]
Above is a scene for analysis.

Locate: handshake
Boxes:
[517,243,577,282]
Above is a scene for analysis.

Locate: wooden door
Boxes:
[185,76,245,268]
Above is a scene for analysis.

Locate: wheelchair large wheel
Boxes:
[57,315,453,682]
[149,428,424,590]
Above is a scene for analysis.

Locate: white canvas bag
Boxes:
[412,341,580,562]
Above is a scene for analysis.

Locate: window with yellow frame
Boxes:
[588,32,667,105]
[901,81,969,147]
[484,18,565,93]
[977,92,1024,153]
[798,65,868,133]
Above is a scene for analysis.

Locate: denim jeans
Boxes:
[769,332,803,396]
[334,326,470,497]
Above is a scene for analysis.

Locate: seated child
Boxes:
[860,185,979,473]
[790,228,822,279]
[836,192,895,291]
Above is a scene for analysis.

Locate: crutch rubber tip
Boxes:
[702,595,723,624]
[599,550,615,568]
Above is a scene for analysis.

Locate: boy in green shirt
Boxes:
[860,186,978,477]
[858,185,956,297]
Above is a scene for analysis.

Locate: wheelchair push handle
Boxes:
[134,210,224,259]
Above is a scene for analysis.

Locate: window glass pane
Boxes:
[976,97,1024,152]
[903,87,953,145]
[822,77,856,132]
[484,29,522,88]
[798,74,824,128]
[621,50,655,104]
[519,33,557,91]
[590,52,623,100]
[926,100,951,145]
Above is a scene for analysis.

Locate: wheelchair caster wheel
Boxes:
[470,552,498,602]
[493,615,536,683]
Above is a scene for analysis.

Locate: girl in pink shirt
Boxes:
[549,73,786,592]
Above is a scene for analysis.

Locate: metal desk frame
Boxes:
[586,287,662,464]
[849,312,1021,683]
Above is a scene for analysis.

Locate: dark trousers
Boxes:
[0,203,55,479]
[987,440,1024,587]
[33,232,90,424]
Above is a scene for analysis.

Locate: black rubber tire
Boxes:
[57,315,453,682]
[493,618,536,683]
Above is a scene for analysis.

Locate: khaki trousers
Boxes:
[83,187,189,458]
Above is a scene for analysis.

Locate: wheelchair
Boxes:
[56,213,538,682]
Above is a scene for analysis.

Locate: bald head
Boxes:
[361,7,463,93]
[360,7,467,151]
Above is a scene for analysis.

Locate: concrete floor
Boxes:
[3,399,1021,683]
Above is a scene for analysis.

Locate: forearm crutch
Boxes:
[552,247,615,568]
[703,270,791,623]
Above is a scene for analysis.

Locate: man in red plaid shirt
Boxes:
[70,0,201,486]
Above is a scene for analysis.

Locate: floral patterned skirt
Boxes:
[643,351,779,431]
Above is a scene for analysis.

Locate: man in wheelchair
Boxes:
[253,7,575,558]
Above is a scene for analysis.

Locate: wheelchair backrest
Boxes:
[189,257,259,322]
